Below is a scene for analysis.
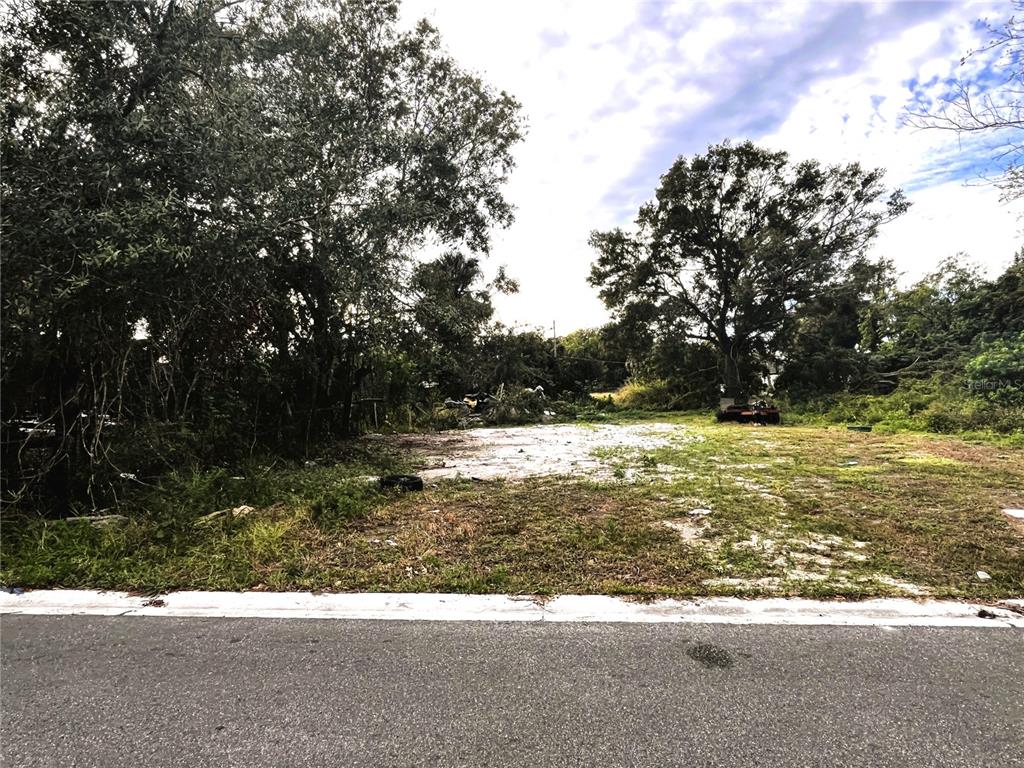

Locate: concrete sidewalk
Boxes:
[3,588,1024,626]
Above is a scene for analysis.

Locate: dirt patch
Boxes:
[1004,508,1024,536]
[703,576,782,590]
[732,475,785,503]
[657,518,707,542]
[911,440,1018,469]
[869,575,933,596]
[379,423,694,481]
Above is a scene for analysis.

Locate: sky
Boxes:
[400,0,1023,333]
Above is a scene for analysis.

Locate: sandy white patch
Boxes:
[785,569,830,582]
[702,577,783,590]
[871,575,933,596]
[658,518,706,542]
[379,423,697,481]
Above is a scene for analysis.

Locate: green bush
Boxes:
[311,480,381,530]
[614,380,668,409]
[785,375,1024,436]
[613,379,708,411]
[966,332,1024,405]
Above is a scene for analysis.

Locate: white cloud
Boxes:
[756,1,1022,277]
[873,182,1021,282]
[400,0,1022,332]
[401,0,673,332]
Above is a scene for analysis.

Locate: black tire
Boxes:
[378,474,424,492]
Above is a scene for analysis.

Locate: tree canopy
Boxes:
[588,140,909,398]
[1,0,524,507]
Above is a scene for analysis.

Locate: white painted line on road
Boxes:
[2,590,1023,627]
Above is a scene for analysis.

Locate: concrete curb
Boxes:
[2,590,1023,627]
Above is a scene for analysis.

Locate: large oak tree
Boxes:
[589,141,909,399]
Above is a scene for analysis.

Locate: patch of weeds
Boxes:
[245,519,296,561]
[639,453,659,469]
[311,481,383,530]
[714,542,779,577]
[896,455,963,467]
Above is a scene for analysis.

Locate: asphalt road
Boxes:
[2,616,1022,767]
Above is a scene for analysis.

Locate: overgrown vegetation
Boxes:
[4,417,1020,598]
[1,1,1021,598]
[603,256,1024,436]
[1,0,579,513]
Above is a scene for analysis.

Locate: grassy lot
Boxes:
[2,416,1022,599]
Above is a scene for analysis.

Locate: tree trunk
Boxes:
[340,382,354,438]
[719,340,744,401]
[339,362,371,437]
[304,269,336,442]
[47,336,81,517]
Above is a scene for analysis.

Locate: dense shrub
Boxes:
[785,376,1023,435]
[612,379,703,410]
[966,332,1024,405]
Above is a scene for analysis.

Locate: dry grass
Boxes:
[3,417,1022,598]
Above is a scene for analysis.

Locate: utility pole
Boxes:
[552,321,557,359]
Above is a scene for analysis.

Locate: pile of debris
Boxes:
[441,384,551,426]
[715,398,782,425]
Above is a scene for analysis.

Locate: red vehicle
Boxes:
[716,400,782,425]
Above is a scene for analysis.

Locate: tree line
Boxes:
[586,140,1022,414]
